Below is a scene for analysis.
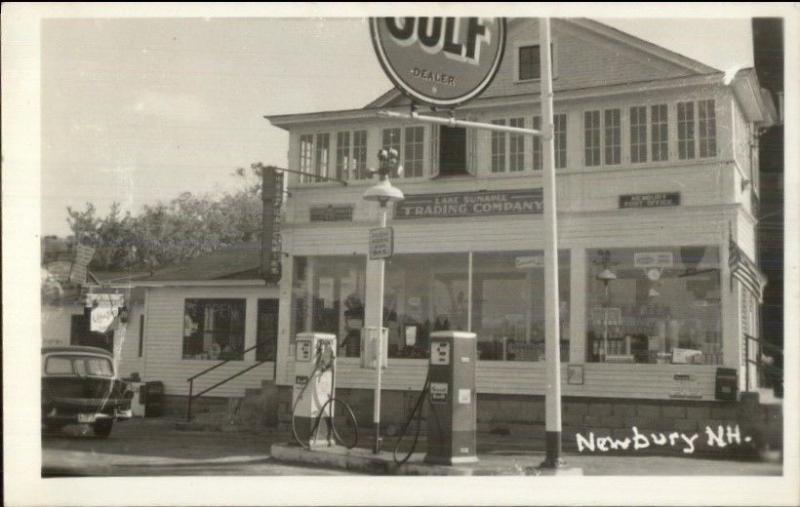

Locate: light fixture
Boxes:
[596,268,617,284]
[363,148,405,206]
[363,178,404,204]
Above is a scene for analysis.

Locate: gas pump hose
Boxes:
[392,371,431,465]
[290,359,359,450]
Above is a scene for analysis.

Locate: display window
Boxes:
[293,251,572,362]
[472,250,570,361]
[182,299,246,360]
[384,253,469,359]
[291,255,367,358]
[586,246,721,365]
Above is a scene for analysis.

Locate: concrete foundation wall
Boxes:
[273,386,781,458]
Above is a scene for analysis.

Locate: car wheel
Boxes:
[93,419,113,438]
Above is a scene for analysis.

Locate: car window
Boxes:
[45,357,74,375]
[85,358,113,377]
[45,355,114,377]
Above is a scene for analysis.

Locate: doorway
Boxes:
[438,126,468,176]
[256,299,279,366]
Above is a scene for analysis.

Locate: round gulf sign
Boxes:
[370,17,506,107]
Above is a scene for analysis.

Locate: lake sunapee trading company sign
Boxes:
[395,189,543,219]
[369,17,506,107]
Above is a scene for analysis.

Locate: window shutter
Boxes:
[429,124,440,177]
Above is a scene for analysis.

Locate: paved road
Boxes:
[42,418,357,476]
[42,417,782,477]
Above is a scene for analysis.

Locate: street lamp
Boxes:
[362,148,404,454]
[596,268,617,362]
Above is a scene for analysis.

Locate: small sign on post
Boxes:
[369,226,393,260]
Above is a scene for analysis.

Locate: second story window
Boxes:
[382,127,425,178]
[299,134,314,183]
[677,101,696,160]
[491,118,525,173]
[382,128,401,157]
[698,99,717,158]
[585,109,620,168]
[604,109,621,165]
[509,118,525,172]
[334,130,369,181]
[554,113,567,169]
[353,130,368,179]
[650,104,669,161]
[630,106,647,163]
[335,131,351,180]
[532,116,542,170]
[531,114,566,170]
[314,133,330,178]
[490,119,506,173]
[584,110,601,167]
[404,126,425,178]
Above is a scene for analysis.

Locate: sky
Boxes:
[41,15,756,236]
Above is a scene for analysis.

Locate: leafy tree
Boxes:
[61,164,269,272]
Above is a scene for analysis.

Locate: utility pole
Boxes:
[539,17,565,469]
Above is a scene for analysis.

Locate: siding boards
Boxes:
[480,19,696,100]
[286,163,733,232]
[330,360,716,400]
[142,286,279,398]
[290,208,730,256]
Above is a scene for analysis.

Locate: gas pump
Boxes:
[424,331,478,465]
[393,331,478,466]
[291,332,359,449]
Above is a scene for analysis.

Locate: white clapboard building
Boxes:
[125,19,778,443]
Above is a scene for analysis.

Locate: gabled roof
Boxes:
[363,17,719,110]
[131,242,263,284]
[565,18,718,74]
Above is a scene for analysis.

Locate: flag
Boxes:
[729,235,767,303]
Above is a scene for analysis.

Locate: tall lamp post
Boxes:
[363,148,404,454]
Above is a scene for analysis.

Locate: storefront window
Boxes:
[292,256,366,358]
[586,247,721,365]
[472,251,570,361]
[183,299,246,360]
[384,253,469,359]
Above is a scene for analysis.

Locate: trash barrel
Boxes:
[143,381,164,417]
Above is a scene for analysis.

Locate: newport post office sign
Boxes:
[619,192,681,209]
[370,17,506,107]
[395,189,543,219]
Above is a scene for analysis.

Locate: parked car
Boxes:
[41,346,132,437]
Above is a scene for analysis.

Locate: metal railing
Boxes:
[185,343,271,421]
[744,333,783,393]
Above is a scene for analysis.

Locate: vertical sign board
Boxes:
[261,166,284,284]
[69,244,96,284]
[370,18,506,108]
